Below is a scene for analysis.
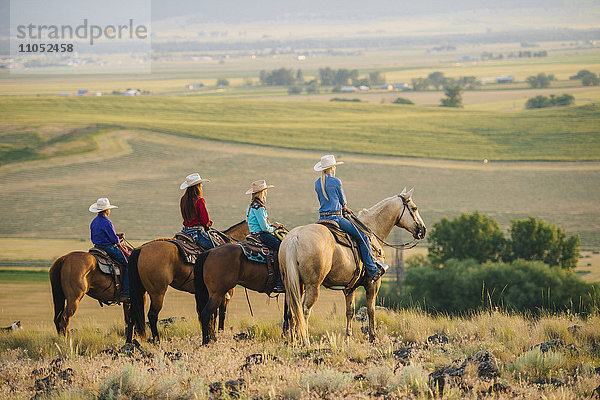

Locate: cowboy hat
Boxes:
[245,179,274,195]
[89,197,118,213]
[180,173,210,190]
[314,154,344,172]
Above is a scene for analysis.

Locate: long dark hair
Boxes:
[180,184,202,222]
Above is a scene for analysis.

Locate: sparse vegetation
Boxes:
[392,97,414,105]
[525,94,575,108]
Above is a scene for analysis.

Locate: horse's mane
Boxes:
[358,195,399,217]
[225,220,246,231]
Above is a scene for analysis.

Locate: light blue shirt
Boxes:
[315,174,347,215]
[246,198,274,233]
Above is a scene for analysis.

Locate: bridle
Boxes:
[348,195,422,250]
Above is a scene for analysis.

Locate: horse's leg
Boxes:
[217,288,233,331]
[364,281,381,342]
[344,290,356,338]
[201,295,222,345]
[302,284,320,324]
[60,290,85,336]
[123,303,132,342]
[282,296,291,337]
[147,292,165,343]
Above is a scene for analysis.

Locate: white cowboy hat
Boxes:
[314,154,344,172]
[245,179,274,195]
[89,197,118,213]
[180,173,210,190]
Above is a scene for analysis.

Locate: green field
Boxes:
[1,97,599,162]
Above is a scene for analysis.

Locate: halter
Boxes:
[348,195,421,249]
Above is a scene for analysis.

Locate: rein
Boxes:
[347,197,420,250]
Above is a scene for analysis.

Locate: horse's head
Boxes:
[396,188,427,240]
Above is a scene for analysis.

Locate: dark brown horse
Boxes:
[127,221,249,342]
[49,252,130,336]
[193,243,284,344]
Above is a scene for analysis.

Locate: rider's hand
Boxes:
[117,232,124,238]
[343,206,354,216]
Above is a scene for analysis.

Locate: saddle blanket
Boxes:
[237,237,279,294]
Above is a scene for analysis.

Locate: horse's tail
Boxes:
[49,256,66,334]
[282,234,309,345]
[127,248,146,339]
[194,251,210,320]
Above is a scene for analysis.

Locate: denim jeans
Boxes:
[182,227,214,250]
[96,244,129,296]
[320,215,379,278]
[255,231,282,250]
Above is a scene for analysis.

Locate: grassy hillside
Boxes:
[0,97,599,161]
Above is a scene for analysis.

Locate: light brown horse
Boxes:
[127,221,249,342]
[49,251,130,336]
[280,189,426,345]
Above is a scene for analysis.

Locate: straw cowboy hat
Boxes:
[89,197,118,213]
[314,154,344,172]
[180,173,210,190]
[246,179,274,195]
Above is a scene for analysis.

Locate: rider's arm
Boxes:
[196,197,213,227]
[105,218,121,245]
[255,207,275,233]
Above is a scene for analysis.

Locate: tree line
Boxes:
[369,213,599,315]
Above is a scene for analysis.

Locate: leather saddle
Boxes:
[169,232,206,264]
[316,220,365,293]
[238,235,279,295]
[89,247,125,303]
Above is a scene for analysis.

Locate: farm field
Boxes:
[0,130,598,248]
[1,97,599,162]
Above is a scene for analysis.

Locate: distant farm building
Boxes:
[497,76,515,84]
[76,89,89,96]
[186,82,204,90]
[358,85,370,91]
[123,89,140,96]
[394,82,412,90]
[340,86,358,92]
[380,84,394,90]
[94,92,102,96]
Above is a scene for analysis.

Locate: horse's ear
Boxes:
[400,187,407,196]
[407,188,414,198]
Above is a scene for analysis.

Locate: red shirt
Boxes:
[182,197,212,228]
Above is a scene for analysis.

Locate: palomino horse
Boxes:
[49,251,130,336]
[127,221,249,342]
[280,188,426,344]
[193,242,286,345]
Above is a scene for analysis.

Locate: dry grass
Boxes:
[0,309,598,399]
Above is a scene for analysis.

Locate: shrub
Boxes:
[526,94,574,108]
[389,363,431,397]
[392,97,414,105]
[301,369,352,393]
[511,348,566,381]
[330,97,361,102]
[287,86,302,95]
[216,78,229,87]
[378,258,600,314]
[526,73,552,88]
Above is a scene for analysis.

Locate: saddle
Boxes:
[237,236,279,295]
[89,247,125,303]
[170,229,230,264]
[316,220,383,293]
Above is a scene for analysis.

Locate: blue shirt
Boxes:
[315,174,347,214]
[246,198,274,233]
[90,214,120,246]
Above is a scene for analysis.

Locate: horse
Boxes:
[50,251,131,336]
[280,188,426,344]
[192,241,287,345]
[127,221,249,343]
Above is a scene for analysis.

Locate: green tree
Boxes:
[305,80,320,94]
[287,85,302,95]
[369,71,386,86]
[411,78,430,91]
[526,73,551,88]
[216,78,229,87]
[392,97,414,105]
[260,68,296,86]
[428,211,506,265]
[440,85,463,107]
[582,73,599,86]
[507,217,580,270]
[296,69,304,84]
[427,71,446,90]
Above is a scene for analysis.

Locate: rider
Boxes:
[314,155,389,283]
[89,197,129,300]
[245,179,285,293]
[180,173,215,250]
